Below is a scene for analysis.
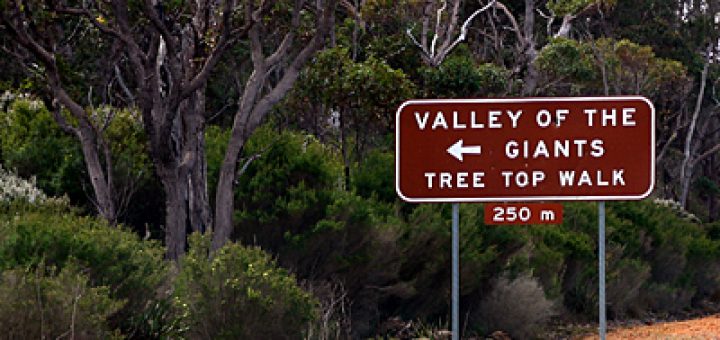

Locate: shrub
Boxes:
[640,283,695,314]
[0,165,47,204]
[0,261,124,339]
[476,273,557,339]
[420,52,509,98]
[0,95,84,201]
[233,126,341,251]
[352,149,395,204]
[174,233,318,339]
[0,208,167,337]
[535,38,596,92]
[303,280,353,340]
[0,94,157,226]
[607,258,651,317]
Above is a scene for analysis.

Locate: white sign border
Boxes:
[395,96,656,203]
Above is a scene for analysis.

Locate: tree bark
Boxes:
[212,0,337,251]
[680,61,709,207]
[156,88,212,259]
[185,90,212,234]
[521,0,538,95]
[76,124,118,223]
[158,166,188,260]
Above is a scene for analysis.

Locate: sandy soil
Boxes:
[581,315,720,339]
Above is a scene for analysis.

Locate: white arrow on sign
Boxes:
[447,139,482,162]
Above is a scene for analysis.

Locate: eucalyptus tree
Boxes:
[405,0,611,94]
[1,0,337,259]
[1,1,128,223]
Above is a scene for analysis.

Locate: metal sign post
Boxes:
[599,201,607,340]
[452,203,460,340]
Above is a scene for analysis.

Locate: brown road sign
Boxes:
[395,97,655,203]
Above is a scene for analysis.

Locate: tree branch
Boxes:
[438,0,496,62]
[51,101,80,137]
[693,142,720,165]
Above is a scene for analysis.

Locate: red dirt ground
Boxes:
[581,314,720,339]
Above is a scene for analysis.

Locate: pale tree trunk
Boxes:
[1,5,120,224]
[680,61,709,207]
[406,0,496,67]
[76,123,118,223]
[483,0,539,94]
[212,0,337,251]
[554,15,574,38]
[521,0,538,95]
[53,84,118,224]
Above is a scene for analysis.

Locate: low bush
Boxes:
[0,261,124,339]
[476,273,557,339]
[174,233,318,339]
[640,283,695,314]
[0,199,168,337]
[607,258,651,317]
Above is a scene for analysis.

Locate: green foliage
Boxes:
[285,47,414,159]
[352,149,395,204]
[594,38,689,98]
[546,0,596,16]
[100,107,152,188]
[0,261,124,339]
[0,95,85,201]
[532,200,720,317]
[0,95,155,224]
[535,38,596,94]
[125,297,187,340]
[606,0,705,66]
[3,0,720,335]
[205,125,231,199]
[234,125,341,248]
[0,205,168,336]
[301,47,414,111]
[231,127,407,335]
[352,0,421,72]
[344,55,415,125]
[393,204,527,321]
[228,126,720,330]
[174,232,317,339]
[421,52,509,98]
[535,38,689,99]
[233,125,400,284]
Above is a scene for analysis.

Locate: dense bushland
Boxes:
[214,126,720,337]
[3,97,720,336]
[0,169,317,339]
[2,0,720,337]
[3,93,720,338]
